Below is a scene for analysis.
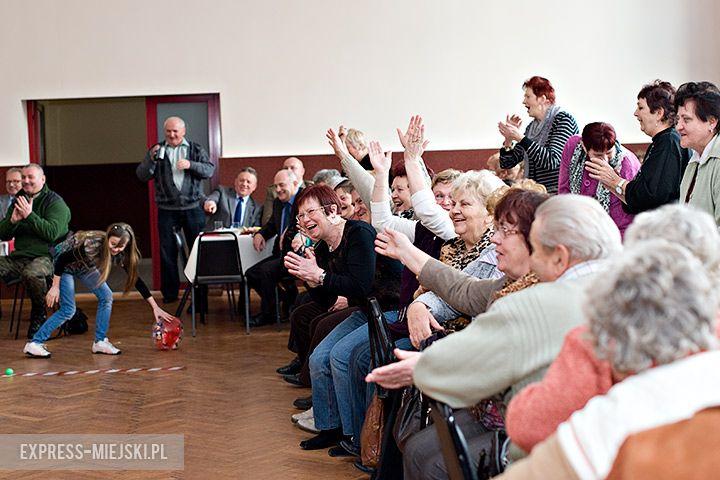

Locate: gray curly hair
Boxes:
[625,204,720,289]
[588,240,718,373]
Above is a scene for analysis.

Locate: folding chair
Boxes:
[190,231,251,336]
[173,227,192,318]
[429,399,479,480]
[367,297,396,398]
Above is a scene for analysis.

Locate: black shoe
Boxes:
[276,357,302,375]
[339,439,361,457]
[299,428,343,450]
[353,461,376,475]
[27,315,45,340]
[293,395,312,410]
[249,313,273,327]
[328,445,355,457]
[283,373,308,387]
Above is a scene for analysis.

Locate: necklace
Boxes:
[327,222,345,252]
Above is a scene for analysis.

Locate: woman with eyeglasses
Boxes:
[23,223,174,358]
[281,186,378,388]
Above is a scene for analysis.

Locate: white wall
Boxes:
[2,0,719,165]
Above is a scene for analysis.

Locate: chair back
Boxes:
[195,231,244,285]
[429,399,479,480]
[367,297,396,399]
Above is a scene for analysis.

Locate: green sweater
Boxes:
[0,185,71,258]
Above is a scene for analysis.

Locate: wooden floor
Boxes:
[0,291,367,480]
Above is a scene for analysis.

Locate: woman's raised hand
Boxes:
[327,128,350,159]
[368,141,392,174]
[397,115,429,161]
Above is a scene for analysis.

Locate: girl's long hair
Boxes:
[78,223,140,293]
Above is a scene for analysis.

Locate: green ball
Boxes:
[5,368,13,376]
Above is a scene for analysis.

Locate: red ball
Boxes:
[152,316,183,350]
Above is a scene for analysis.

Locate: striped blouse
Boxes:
[500,111,579,194]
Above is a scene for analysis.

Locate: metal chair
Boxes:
[429,399,479,480]
[190,231,250,336]
[173,227,192,318]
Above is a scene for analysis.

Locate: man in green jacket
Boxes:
[0,164,71,338]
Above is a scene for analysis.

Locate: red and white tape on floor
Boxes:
[2,365,186,378]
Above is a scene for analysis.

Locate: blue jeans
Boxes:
[348,330,411,448]
[310,310,369,432]
[32,270,113,343]
[310,309,400,434]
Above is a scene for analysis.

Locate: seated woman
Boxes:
[282,185,377,390]
[504,203,720,455]
[584,80,689,214]
[24,223,173,358]
[497,75,579,193]
[558,122,640,236]
[497,240,720,479]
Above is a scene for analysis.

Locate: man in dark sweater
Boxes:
[0,164,71,338]
[136,116,215,303]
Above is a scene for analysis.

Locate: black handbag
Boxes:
[52,308,89,338]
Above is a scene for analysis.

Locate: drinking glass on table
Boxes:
[213,221,224,231]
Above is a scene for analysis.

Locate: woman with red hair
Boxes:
[558,122,640,236]
[498,76,579,193]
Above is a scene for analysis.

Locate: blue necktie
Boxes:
[234,197,244,225]
[280,202,291,233]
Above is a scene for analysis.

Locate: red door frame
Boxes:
[145,94,222,289]
[26,100,41,165]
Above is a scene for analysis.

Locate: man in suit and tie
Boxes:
[246,168,303,326]
[0,168,22,215]
[203,167,263,229]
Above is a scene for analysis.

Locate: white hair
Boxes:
[625,203,720,289]
[451,170,506,207]
[588,240,718,373]
[534,194,622,261]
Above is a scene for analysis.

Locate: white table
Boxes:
[183,231,276,280]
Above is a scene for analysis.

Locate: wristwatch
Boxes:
[614,179,626,195]
[318,270,326,286]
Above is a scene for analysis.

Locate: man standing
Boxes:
[0,167,22,215]
[136,116,215,303]
[0,164,71,338]
[203,167,263,229]
[262,157,312,224]
[246,168,302,325]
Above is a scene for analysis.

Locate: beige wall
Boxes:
[41,97,146,165]
[2,0,720,165]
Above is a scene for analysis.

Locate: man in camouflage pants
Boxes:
[0,164,71,338]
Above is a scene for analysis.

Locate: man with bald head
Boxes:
[137,116,215,303]
[246,168,303,325]
[262,157,312,224]
[0,164,70,338]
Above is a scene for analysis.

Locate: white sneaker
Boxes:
[296,415,319,434]
[92,338,121,355]
[24,342,51,358]
[292,407,314,424]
